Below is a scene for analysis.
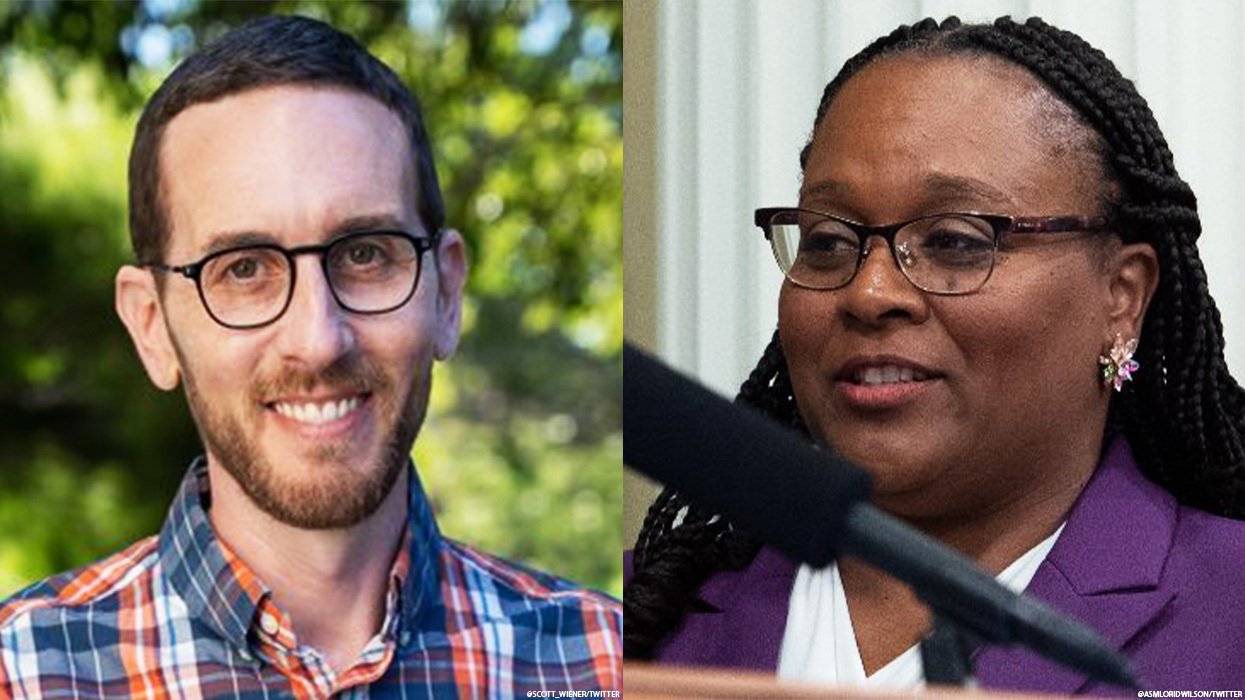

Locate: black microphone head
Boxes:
[624,342,871,566]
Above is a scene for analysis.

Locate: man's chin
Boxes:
[194,370,425,529]
[237,460,406,530]
[281,442,370,469]
[210,437,408,530]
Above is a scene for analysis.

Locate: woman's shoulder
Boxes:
[1168,502,1245,577]
[1077,438,1245,590]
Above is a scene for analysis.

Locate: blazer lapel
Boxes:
[677,547,799,671]
[977,439,1176,695]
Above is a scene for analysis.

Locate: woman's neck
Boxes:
[839,438,1100,675]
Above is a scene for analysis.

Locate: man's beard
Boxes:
[180,351,429,529]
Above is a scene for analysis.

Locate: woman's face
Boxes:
[781,54,1151,521]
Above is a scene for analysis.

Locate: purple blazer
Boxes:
[626,439,1245,694]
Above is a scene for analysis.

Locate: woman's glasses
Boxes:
[755,208,1111,295]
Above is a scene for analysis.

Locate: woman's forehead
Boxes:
[803,52,1105,217]
[824,52,1088,146]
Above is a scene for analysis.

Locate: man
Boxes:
[0,15,621,698]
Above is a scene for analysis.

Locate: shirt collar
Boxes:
[158,457,443,653]
[398,462,443,634]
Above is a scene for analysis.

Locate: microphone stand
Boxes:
[843,504,1138,690]
[920,614,978,687]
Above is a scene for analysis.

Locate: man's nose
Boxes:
[272,257,356,367]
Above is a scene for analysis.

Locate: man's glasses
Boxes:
[754,208,1111,295]
[149,230,440,329]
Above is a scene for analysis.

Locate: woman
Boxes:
[625,16,1245,694]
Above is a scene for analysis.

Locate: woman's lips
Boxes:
[833,357,943,410]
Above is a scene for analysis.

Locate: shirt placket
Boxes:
[250,597,338,699]
[334,573,406,693]
[246,574,406,698]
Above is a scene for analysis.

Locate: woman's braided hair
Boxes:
[624,15,1245,660]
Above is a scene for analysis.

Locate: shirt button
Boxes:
[260,612,280,636]
[239,648,253,662]
[399,630,412,647]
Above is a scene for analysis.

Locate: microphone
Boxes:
[623,342,1137,689]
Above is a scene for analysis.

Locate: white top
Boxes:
[777,524,1065,689]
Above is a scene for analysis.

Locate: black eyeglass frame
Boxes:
[147,229,442,330]
[753,207,1112,295]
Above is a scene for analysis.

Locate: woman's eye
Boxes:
[923,230,992,252]
[802,232,857,252]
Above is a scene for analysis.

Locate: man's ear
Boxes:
[115,265,182,390]
[431,229,468,361]
[1107,242,1160,338]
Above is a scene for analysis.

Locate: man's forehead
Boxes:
[158,84,418,255]
[163,83,405,138]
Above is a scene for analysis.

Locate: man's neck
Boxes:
[205,460,410,674]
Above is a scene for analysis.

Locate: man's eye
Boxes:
[206,251,282,287]
[342,241,389,267]
[225,257,261,279]
[349,244,378,264]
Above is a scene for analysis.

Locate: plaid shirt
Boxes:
[0,459,622,698]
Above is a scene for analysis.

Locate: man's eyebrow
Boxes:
[193,213,418,259]
[330,213,415,236]
[199,230,280,257]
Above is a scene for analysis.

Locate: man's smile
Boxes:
[268,393,369,425]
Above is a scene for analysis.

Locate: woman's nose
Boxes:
[835,236,930,328]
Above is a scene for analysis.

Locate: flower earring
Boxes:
[1099,334,1140,392]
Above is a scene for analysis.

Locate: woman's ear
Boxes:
[115,266,182,390]
[1107,242,1160,338]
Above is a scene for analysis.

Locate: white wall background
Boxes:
[651,0,1245,397]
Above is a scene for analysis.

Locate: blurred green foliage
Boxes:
[0,0,622,597]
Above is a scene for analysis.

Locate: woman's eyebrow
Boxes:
[921,174,1015,208]
[798,174,1016,209]
[798,180,850,204]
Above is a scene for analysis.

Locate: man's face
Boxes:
[126,85,464,529]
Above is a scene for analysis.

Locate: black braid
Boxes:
[625,15,1245,659]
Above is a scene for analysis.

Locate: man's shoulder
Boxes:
[439,538,621,616]
[0,535,161,630]
[428,539,623,692]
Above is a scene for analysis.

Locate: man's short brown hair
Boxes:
[128,14,444,265]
